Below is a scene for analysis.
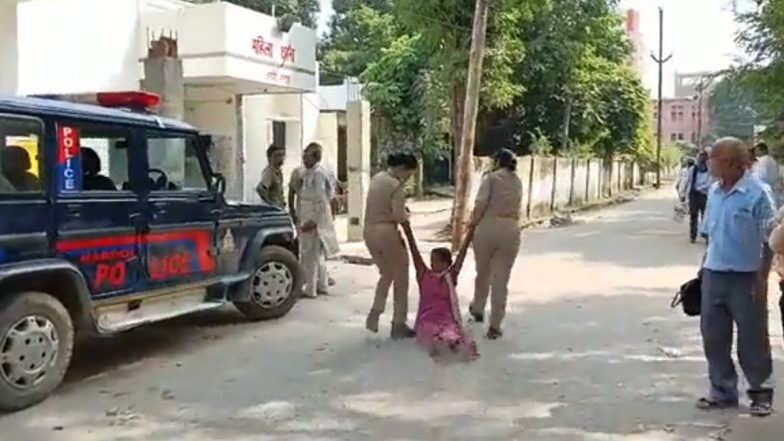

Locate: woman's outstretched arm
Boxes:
[401,221,427,278]
[451,223,476,279]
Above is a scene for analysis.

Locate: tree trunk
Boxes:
[448,80,466,232]
[451,0,490,251]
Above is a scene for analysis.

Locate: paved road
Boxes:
[1,190,782,440]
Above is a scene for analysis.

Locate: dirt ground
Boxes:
[1,189,782,440]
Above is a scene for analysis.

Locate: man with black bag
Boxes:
[696,137,777,417]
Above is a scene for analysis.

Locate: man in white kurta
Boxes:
[298,143,339,298]
[753,142,782,206]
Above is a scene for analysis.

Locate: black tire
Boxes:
[234,245,302,321]
[0,291,74,412]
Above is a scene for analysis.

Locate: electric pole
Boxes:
[650,7,671,188]
[451,0,490,251]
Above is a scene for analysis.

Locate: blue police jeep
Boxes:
[0,92,302,411]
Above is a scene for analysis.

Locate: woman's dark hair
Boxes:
[755,142,769,154]
[386,152,418,170]
[431,247,453,266]
[494,148,517,171]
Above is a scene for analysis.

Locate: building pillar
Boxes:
[346,100,371,242]
[141,36,186,183]
[0,3,18,94]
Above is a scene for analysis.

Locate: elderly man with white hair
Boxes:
[697,137,777,417]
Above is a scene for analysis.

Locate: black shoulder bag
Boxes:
[670,276,701,317]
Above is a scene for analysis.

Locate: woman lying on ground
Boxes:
[400,221,479,364]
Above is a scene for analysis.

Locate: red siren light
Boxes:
[96,91,161,110]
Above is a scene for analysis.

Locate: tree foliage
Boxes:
[707,74,760,141]
[319,0,653,164]
[319,2,396,85]
[510,0,646,158]
[731,0,784,124]
[719,0,784,156]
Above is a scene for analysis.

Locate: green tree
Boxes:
[707,74,760,141]
[509,0,650,160]
[361,34,447,158]
[319,2,396,85]
[393,0,538,152]
[731,0,784,122]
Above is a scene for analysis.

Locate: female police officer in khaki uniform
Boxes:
[468,149,523,339]
[363,152,419,339]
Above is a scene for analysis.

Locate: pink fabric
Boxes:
[415,271,478,363]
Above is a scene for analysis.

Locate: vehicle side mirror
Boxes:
[212,173,226,197]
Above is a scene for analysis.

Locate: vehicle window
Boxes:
[0,115,44,194]
[55,122,131,193]
[146,132,208,192]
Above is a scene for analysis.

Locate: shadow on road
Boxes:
[19,292,748,441]
[62,307,250,388]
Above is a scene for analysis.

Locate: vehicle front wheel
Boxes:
[0,292,74,412]
[234,245,302,321]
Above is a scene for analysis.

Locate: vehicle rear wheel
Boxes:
[234,245,302,321]
[0,292,74,412]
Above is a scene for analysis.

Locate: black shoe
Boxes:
[750,400,774,417]
[468,304,484,323]
[391,323,416,340]
[695,397,739,411]
[487,327,503,340]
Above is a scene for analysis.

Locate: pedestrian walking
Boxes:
[400,219,479,363]
[676,157,695,200]
[256,144,286,208]
[682,150,711,243]
[697,137,776,417]
[296,143,339,298]
[363,152,418,339]
[468,149,523,340]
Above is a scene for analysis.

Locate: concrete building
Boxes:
[651,96,711,146]
[650,71,714,147]
[624,9,645,76]
[318,78,363,183]
[0,0,354,204]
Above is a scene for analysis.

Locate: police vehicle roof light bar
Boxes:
[95,92,161,111]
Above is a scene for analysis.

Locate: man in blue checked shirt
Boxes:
[697,137,777,417]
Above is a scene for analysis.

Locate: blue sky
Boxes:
[317,0,739,97]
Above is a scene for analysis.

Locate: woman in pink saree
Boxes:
[401,221,479,363]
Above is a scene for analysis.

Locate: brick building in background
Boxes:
[651,72,713,148]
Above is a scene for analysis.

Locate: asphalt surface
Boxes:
[1,189,782,440]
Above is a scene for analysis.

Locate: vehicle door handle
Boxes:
[64,203,82,218]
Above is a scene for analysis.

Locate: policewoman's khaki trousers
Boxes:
[364,223,409,324]
[471,217,521,329]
